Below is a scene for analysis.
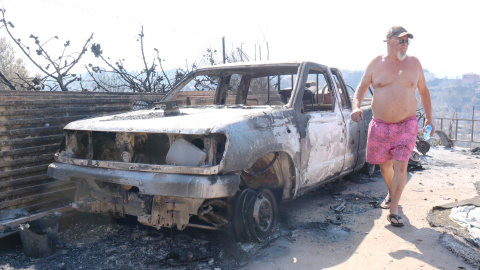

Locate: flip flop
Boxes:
[378,197,391,209]
[387,214,404,227]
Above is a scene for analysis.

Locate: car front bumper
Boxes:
[47,162,240,199]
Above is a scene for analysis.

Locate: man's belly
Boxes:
[371,96,417,123]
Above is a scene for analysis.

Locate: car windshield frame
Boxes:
[162,63,303,107]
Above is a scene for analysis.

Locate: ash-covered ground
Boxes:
[1,146,480,270]
[1,179,368,270]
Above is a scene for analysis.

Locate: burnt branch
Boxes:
[87,26,183,93]
[85,66,109,92]
[156,50,172,89]
[0,70,16,90]
[1,9,93,91]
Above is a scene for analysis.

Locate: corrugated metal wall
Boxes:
[0,91,164,221]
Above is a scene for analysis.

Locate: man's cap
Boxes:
[386,26,414,39]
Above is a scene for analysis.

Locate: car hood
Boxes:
[64,106,281,134]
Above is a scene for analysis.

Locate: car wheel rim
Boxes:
[246,189,277,242]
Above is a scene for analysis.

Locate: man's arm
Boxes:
[351,59,375,123]
[415,58,435,135]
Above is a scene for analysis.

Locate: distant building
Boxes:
[462,73,480,85]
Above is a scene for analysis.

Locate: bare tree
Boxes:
[200,44,250,67]
[87,26,194,93]
[0,9,93,91]
[188,43,252,92]
[85,31,256,93]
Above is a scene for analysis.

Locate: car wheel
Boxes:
[232,189,278,242]
[232,189,256,241]
[246,189,278,242]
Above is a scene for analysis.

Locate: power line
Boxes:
[34,0,221,41]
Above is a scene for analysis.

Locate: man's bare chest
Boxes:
[372,64,418,89]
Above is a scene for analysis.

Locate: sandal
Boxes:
[387,214,404,227]
[378,197,391,209]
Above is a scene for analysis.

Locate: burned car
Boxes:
[47,61,372,242]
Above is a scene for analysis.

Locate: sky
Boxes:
[0,0,479,79]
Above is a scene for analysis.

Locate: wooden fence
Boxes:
[0,90,164,227]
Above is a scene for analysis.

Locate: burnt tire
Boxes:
[232,189,278,242]
[416,140,430,155]
[232,189,256,242]
[246,189,278,242]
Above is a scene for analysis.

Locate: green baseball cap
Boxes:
[386,26,414,39]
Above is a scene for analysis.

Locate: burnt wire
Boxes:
[242,152,279,177]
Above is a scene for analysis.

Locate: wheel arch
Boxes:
[240,151,297,202]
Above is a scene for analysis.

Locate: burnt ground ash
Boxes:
[1,212,242,270]
[5,149,477,270]
[470,147,480,155]
[0,176,384,270]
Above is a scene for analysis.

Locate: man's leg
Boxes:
[388,159,409,224]
[379,160,394,207]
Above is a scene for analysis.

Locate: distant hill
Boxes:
[341,69,480,119]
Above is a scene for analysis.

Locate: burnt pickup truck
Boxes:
[47,61,372,242]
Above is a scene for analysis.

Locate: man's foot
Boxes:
[379,196,391,209]
[387,214,404,227]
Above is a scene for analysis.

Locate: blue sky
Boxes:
[1,0,479,79]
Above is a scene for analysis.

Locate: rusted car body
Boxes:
[47,61,372,241]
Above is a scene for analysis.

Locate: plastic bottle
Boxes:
[423,124,432,140]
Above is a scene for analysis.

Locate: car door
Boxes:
[297,66,347,188]
[330,69,358,172]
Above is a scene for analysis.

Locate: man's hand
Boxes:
[351,108,364,123]
[423,119,436,137]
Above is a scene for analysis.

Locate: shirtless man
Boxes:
[351,26,435,227]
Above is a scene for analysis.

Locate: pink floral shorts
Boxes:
[366,115,418,164]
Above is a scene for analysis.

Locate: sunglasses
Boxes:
[396,38,410,45]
